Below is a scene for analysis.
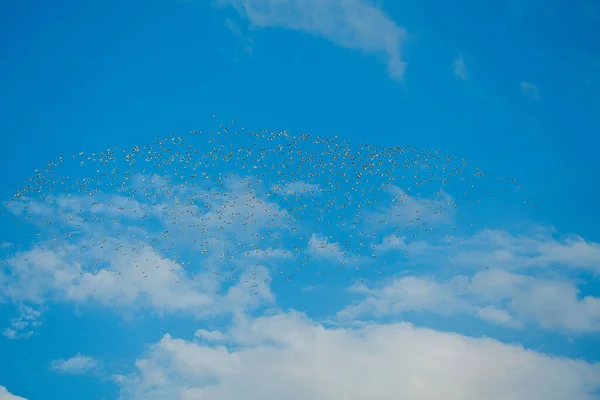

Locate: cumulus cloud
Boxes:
[0,386,26,400]
[220,0,408,80]
[115,311,600,400]
[339,269,600,333]
[51,353,101,375]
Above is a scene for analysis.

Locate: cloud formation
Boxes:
[450,228,600,272]
[51,354,101,375]
[0,386,26,400]
[339,268,600,333]
[115,311,600,400]
[0,242,274,322]
[221,0,408,80]
[2,304,44,339]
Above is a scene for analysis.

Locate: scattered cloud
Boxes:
[370,185,455,228]
[220,0,408,80]
[521,81,540,99]
[0,176,296,335]
[450,228,600,272]
[453,54,468,80]
[1,304,44,340]
[373,234,430,255]
[339,269,600,333]
[308,234,347,264]
[0,243,274,320]
[51,354,101,375]
[0,386,26,400]
[115,311,600,400]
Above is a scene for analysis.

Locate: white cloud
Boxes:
[2,304,44,340]
[453,53,468,80]
[221,0,408,80]
[369,185,455,228]
[451,229,600,272]
[0,386,26,400]
[521,81,540,99]
[51,353,101,375]
[477,305,522,328]
[307,233,347,264]
[373,234,429,255]
[339,269,600,333]
[194,329,226,341]
[507,278,600,332]
[0,176,293,335]
[116,311,600,400]
[338,275,469,320]
[0,243,274,318]
[2,243,213,311]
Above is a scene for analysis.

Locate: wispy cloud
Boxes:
[2,304,44,340]
[224,17,254,60]
[449,228,600,272]
[220,0,408,80]
[453,54,468,80]
[195,329,226,341]
[50,354,101,375]
[521,81,540,99]
[339,268,600,333]
[477,305,523,328]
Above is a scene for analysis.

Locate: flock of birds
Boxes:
[0,119,538,294]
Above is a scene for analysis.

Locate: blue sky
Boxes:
[1,0,599,399]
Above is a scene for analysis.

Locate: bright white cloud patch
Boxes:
[51,353,101,375]
[221,0,408,80]
[0,386,26,400]
[116,311,600,400]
